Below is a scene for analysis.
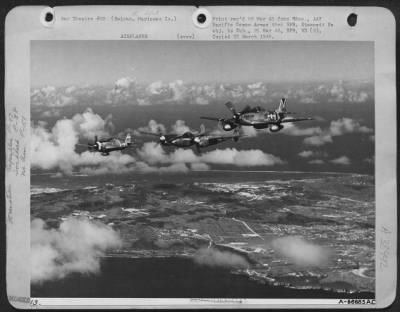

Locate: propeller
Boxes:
[193,128,203,153]
[225,101,237,115]
[139,126,169,145]
[159,134,167,144]
[225,101,242,123]
[155,126,168,145]
[200,102,241,129]
[88,135,99,151]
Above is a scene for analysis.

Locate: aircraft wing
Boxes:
[200,116,224,121]
[280,117,313,123]
[76,143,90,147]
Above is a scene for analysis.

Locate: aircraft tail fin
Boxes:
[277,98,286,113]
[95,135,98,142]
[125,133,132,145]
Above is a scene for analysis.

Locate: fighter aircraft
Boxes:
[79,133,134,156]
[140,125,244,152]
[200,98,313,132]
[193,125,244,153]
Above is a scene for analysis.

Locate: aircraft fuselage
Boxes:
[94,139,130,155]
[239,110,284,127]
[196,135,234,148]
[165,137,195,147]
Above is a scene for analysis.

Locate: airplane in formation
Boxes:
[77,133,135,156]
[75,98,312,155]
[140,125,245,153]
[200,98,313,132]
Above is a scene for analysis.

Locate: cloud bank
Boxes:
[31,218,122,284]
[32,111,284,175]
[303,118,373,146]
[137,142,285,167]
[31,79,373,109]
[31,109,136,174]
[330,156,351,165]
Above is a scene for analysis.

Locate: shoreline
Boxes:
[32,255,375,299]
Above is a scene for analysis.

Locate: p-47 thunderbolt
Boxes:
[141,125,244,152]
[200,98,313,132]
[79,133,134,156]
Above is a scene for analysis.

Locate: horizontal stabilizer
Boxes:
[280,117,313,123]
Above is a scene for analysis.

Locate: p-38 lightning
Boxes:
[200,98,313,132]
[78,133,134,156]
[141,125,244,152]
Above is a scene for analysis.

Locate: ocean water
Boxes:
[31,256,374,299]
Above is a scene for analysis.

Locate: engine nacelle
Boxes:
[269,124,284,132]
[221,121,237,131]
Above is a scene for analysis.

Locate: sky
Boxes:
[30,40,375,176]
[31,40,374,86]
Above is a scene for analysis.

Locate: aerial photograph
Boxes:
[30,40,375,299]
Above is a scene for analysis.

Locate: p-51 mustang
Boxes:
[141,125,244,152]
[78,133,134,156]
[200,98,313,132]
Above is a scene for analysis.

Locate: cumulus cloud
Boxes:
[31,86,64,107]
[324,80,372,103]
[39,108,61,118]
[109,77,137,105]
[115,77,135,89]
[240,126,259,137]
[171,120,193,135]
[136,119,203,137]
[303,118,373,146]
[31,117,192,175]
[201,148,284,166]
[145,80,187,104]
[298,150,314,158]
[137,142,285,167]
[303,134,333,146]
[281,123,322,136]
[330,156,351,165]
[31,80,373,108]
[133,161,190,173]
[136,120,166,135]
[77,152,137,175]
[31,218,122,284]
[191,163,211,171]
[193,248,249,269]
[193,96,209,105]
[364,156,374,164]
[329,118,372,136]
[31,85,100,107]
[271,236,331,268]
[31,109,136,174]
